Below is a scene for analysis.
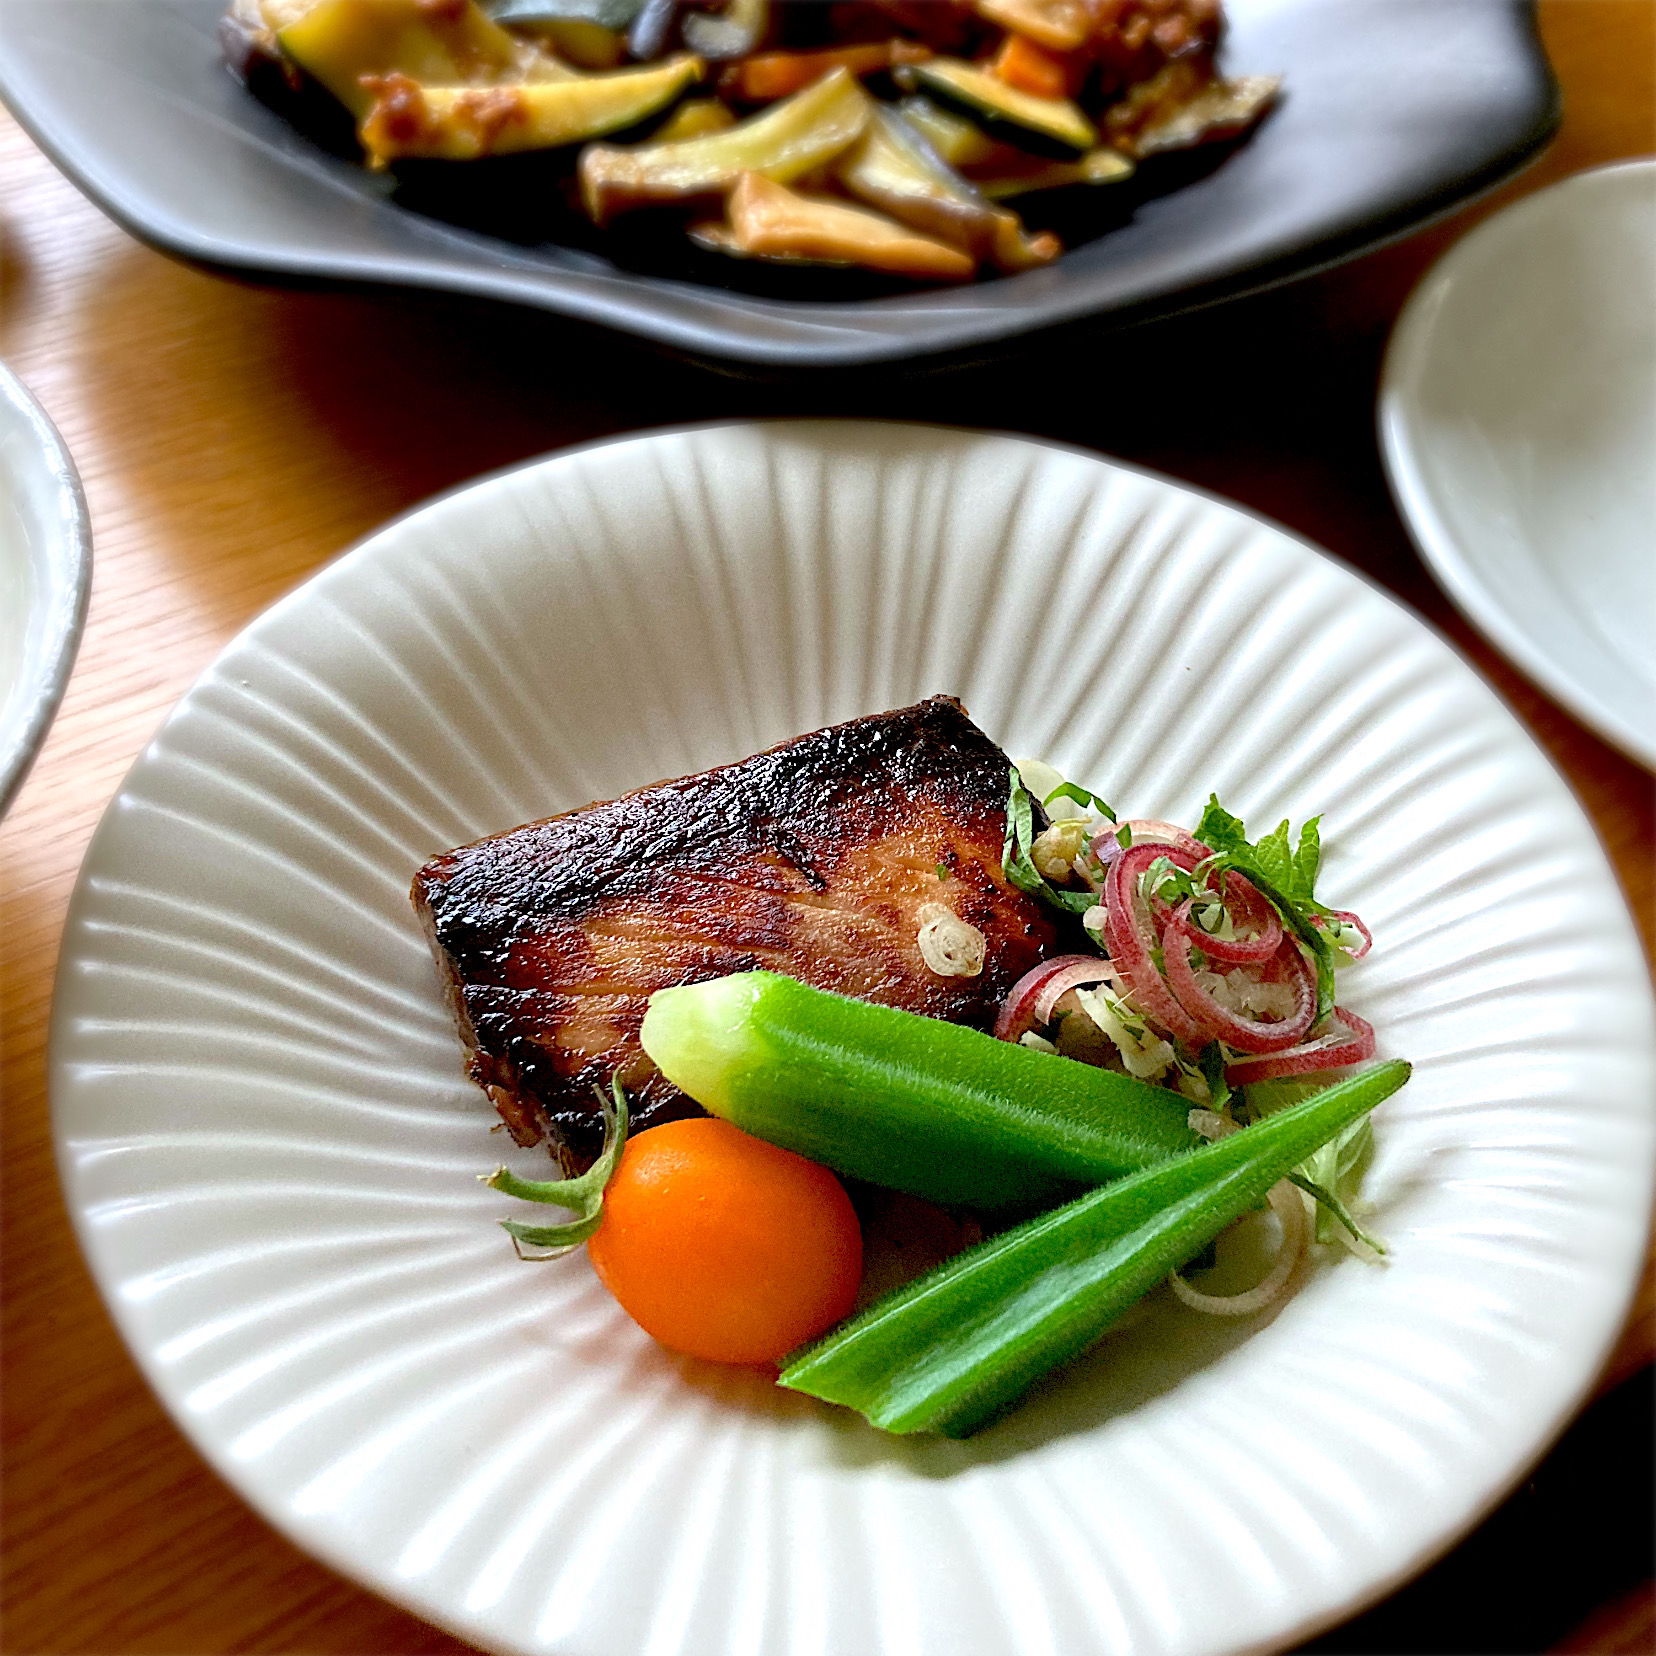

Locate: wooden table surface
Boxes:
[3,4,1652,1652]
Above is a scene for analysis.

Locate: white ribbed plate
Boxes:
[52,423,1655,1656]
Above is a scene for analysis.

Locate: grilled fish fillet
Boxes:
[412,697,1060,1170]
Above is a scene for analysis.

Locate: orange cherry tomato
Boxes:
[588,1118,862,1366]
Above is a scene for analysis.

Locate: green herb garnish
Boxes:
[1002,768,1100,916]
[1194,795,1340,1019]
[1042,779,1117,819]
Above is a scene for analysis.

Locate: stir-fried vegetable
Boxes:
[358,56,705,165]
[641,969,1200,1211]
[580,64,870,220]
[778,1060,1409,1435]
[226,0,1279,283]
[706,171,978,279]
[834,105,1059,272]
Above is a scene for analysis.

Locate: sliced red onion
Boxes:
[1185,872,1281,966]
[1223,1006,1376,1084]
[993,955,1114,1042]
[1033,958,1121,1025]
[1093,832,1125,871]
[1163,917,1316,1053]
[1091,818,1209,868]
[1104,842,1207,1046]
[1170,1177,1308,1317]
[1314,908,1374,960]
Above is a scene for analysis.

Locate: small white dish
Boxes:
[1380,160,1656,768]
[0,362,92,815]
[50,424,1655,1656]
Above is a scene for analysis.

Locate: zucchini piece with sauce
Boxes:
[976,146,1134,198]
[836,106,1057,273]
[580,65,870,224]
[894,97,1115,224]
[277,0,547,117]
[699,172,975,280]
[895,95,1000,169]
[358,56,703,165]
[897,57,1096,159]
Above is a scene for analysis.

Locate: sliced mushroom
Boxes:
[1103,57,1279,157]
[1129,72,1279,155]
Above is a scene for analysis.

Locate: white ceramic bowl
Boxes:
[51,424,1655,1656]
[1379,160,1656,768]
[0,362,91,814]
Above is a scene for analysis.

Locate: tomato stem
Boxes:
[483,1079,630,1259]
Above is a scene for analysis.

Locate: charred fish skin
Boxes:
[412,697,1060,1170]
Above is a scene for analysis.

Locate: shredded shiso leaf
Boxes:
[1001,767,1101,916]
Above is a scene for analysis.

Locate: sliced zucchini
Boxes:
[358,55,703,165]
[278,0,528,116]
[897,57,1096,159]
[973,0,1090,53]
[975,145,1134,197]
[895,95,1000,169]
[837,106,1056,273]
[579,65,870,223]
[837,106,996,248]
[720,172,975,279]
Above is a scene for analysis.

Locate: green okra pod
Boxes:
[778,1058,1410,1436]
[640,970,1201,1212]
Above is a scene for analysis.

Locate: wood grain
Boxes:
[2,2,1652,1652]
